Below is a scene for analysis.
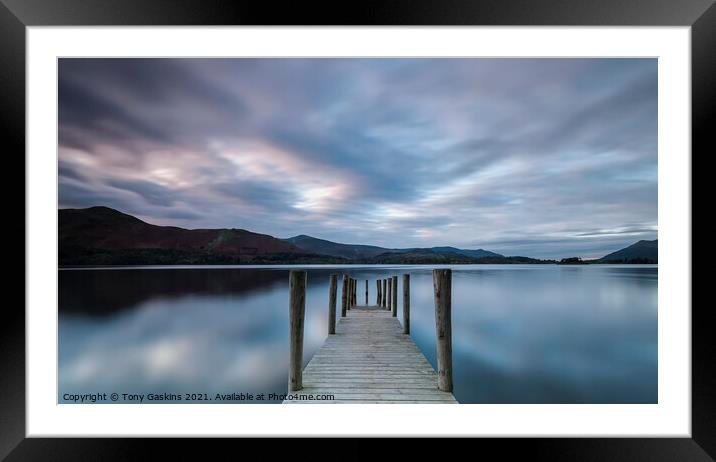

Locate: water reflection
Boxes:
[59,265,657,403]
[59,268,287,315]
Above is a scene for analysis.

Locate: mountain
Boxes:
[59,206,326,265]
[284,235,390,259]
[60,206,300,254]
[429,246,503,259]
[284,236,504,260]
[598,239,658,263]
[57,206,561,266]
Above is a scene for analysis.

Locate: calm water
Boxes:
[58,265,657,404]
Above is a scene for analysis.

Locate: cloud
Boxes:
[58,58,657,258]
[106,178,177,207]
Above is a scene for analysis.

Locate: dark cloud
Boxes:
[58,161,85,182]
[105,179,177,207]
[59,179,140,213]
[58,58,657,258]
[59,74,172,145]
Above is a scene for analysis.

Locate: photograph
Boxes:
[3,0,710,454]
[57,57,658,405]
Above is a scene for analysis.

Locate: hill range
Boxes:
[597,239,658,263]
[58,206,656,266]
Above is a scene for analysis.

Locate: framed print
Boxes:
[4,0,713,458]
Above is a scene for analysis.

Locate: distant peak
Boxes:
[286,234,314,241]
[59,206,148,225]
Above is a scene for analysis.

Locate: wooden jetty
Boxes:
[284,269,457,404]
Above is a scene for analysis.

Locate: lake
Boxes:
[58,264,657,404]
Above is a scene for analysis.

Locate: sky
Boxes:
[58,58,657,259]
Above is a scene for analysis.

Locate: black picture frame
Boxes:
[3,0,712,458]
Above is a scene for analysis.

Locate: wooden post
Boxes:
[328,274,337,335]
[348,278,352,310]
[380,279,383,306]
[392,276,398,317]
[379,279,383,306]
[387,278,392,311]
[376,280,381,305]
[288,270,306,392]
[402,274,410,334]
[382,279,387,307]
[341,275,348,317]
[433,269,453,392]
[365,280,368,305]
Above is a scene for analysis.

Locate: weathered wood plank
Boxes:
[288,271,306,392]
[392,275,398,317]
[296,387,453,394]
[328,274,337,335]
[403,273,410,334]
[341,275,348,317]
[376,279,381,305]
[433,269,453,392]
[284,305,457,404]
[294,382,443,389]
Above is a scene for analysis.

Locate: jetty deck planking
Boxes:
[284,305,457,404]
